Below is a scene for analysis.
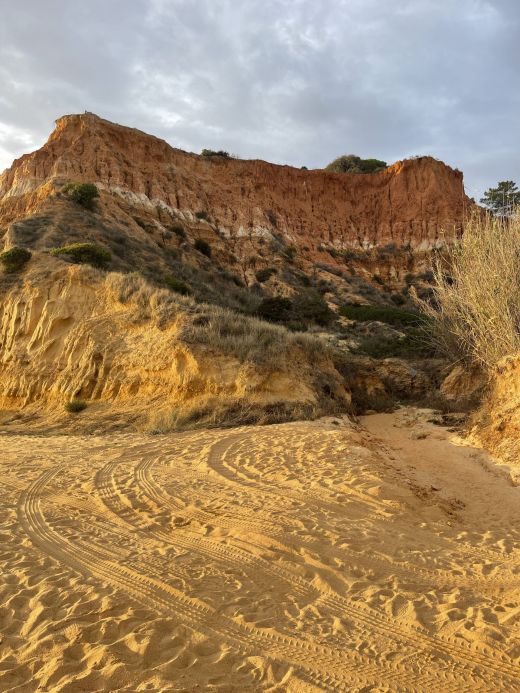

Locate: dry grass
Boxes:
[106,271,328,368]
[147,399,322,432]
[416,212,520,370]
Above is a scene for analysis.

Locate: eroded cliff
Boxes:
[1,113,469,253]
[0,256,348,429]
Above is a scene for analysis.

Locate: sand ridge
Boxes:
[0,408,519,691]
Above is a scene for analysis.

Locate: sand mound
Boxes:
[0,407,518,690]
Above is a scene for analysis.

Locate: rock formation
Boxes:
[0,113,470,253]
[0,113,473,428]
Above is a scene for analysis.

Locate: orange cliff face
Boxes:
[0,113,470,253]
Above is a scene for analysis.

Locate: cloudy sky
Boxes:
[0,0,518,198]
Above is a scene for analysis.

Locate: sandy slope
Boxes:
[0,408,519,692]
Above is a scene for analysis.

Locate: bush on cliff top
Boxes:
[51,242,111,268]
[62,182,99,209]
[0,246,32,272]
[201,149,230,158]
[325,155,387,174]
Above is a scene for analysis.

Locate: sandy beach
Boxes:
[1,408,519,691]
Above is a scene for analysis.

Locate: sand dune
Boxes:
[0,408,519,691]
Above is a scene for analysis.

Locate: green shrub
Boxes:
[257,296,293,323]
[294,289,334,326]
[51,243,111,268]
[65,398,87,413]
[354,329,437,359]
[340,303,426,327]
[0,246,32,272]
[325,155,387,174]
[62,182,99,209]
[164,275,190,295]
[255,267,277,283]
[194,239,212,257]
[195,211,210,221]
[201,148,230,158]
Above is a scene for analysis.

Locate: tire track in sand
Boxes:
[97,457,520,691]
[18,466,455,692]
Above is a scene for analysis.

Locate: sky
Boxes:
[0,0,518,199]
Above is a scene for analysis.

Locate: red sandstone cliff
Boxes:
[0,113,470,251]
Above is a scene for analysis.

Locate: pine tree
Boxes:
[480,181,520,216]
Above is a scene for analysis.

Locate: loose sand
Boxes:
[0,407,518,691]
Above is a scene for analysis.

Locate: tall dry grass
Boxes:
[106,271,328,367]
[417,212,520,370]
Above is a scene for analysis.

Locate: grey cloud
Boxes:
[0,0,518,198]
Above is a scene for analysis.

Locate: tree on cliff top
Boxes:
[480,180,520,217]
[325,154,387,174]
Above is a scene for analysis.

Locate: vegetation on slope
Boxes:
[339,303,426,327]
[50,242,111,268]
[0,246,32,272]
[61,182,100,209]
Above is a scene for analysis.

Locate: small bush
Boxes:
[164,275,190,295]
[65,398,87,413]
[354,329,437,359]
[294,289,334,326]
[201,149,230,158]
[50,243,111,268]
[343,248,367,261]
[62,182,99,209]
[0,246,32,272]
[325,154,387,174]
[255,267,277,283]
[340,303,426,327]
[257,296,293,323]
[194,239,212,257]
[170,224,186,239]
[195,211,210,221]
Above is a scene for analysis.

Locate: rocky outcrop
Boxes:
[0,256,349,429]
[0,113,470,253]
[468,357,520,484]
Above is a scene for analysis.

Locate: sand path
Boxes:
[0,408,519,691]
